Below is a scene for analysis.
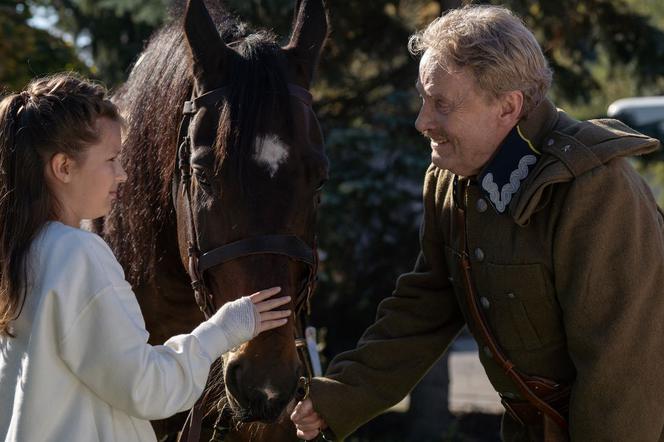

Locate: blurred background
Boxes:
[2,0,664,440]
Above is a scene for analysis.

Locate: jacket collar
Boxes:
[477,99,559,213]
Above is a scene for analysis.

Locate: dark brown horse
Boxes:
[104,0,328,440]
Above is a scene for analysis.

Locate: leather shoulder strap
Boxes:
[453,177,569,431]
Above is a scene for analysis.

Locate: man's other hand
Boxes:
[290,398,328,440]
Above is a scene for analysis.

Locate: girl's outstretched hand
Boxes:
[249,287,291,334]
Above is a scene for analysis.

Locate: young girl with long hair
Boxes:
[0,73,291,441]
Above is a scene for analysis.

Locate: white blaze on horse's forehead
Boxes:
[253,134,289,178]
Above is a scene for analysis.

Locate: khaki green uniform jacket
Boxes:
[311,99,664,441]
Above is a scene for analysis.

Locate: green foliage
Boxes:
[0,1,87,92]
[486,0,664,106]
[313,94,429,353]
[28,0,166,85]
[634,159,664,207]
[502,0,664,162]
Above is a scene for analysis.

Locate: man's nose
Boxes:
[415,106,433,135]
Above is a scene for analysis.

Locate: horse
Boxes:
[103,0,329,440]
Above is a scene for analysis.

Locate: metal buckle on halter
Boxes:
[182,101,197,115]
[193,287,205,310]
[295,376,310,401]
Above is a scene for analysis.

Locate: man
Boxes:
[291,5,664,442]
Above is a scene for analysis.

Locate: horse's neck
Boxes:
[137,217,203,346]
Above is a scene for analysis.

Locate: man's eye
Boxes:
[435,101,450,113]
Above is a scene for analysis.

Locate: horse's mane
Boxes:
[106,1,293,287]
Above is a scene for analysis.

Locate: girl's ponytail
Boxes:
[0,93,34,337]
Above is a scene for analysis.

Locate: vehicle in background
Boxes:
[607,96,664,143]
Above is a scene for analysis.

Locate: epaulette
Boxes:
[509,116,660,225]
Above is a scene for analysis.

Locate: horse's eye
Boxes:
[193,167,212,189]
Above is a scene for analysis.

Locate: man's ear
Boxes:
[49,152,74,184]
[499,90,524,126]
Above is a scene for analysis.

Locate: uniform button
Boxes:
[476,198,488,213]
[561,144,571,152]
[547,138,555,146]
[474,248,485,262]
[483,346,493,358]
[506,292,516,299]
[480,296,490,309]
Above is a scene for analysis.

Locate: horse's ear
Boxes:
[184,0,231,87]
[284,0,328,88]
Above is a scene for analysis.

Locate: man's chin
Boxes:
[431,153,451,172]
[431,155,473,177]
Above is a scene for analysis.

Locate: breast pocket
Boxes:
[481,263,564,352]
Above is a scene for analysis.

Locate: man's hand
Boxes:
[290,398,328,440]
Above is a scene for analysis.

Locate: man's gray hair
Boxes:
[408,4,553,116]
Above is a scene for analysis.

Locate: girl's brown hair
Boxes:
[0,72,120,337]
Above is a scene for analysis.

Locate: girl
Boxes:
[0,73,291,442]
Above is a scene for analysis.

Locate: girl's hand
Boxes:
[249,287,291,334]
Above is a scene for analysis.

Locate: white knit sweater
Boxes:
[0,222,258,442]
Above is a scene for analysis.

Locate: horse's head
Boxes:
[175,0,328,423]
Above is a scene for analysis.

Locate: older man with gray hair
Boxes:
[291,5,664,441]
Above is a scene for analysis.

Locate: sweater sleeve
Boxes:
[553,158,664,440]
[53,232,257,420]
[309,166,465,440]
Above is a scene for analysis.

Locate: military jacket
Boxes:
[310,99,664,441]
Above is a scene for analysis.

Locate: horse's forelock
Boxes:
[213,34,295,180]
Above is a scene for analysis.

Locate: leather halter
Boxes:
[173,83,320,442]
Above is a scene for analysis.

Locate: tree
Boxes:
[0,0,87,92]
[499,0,664,106]
[28,0,166,85]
